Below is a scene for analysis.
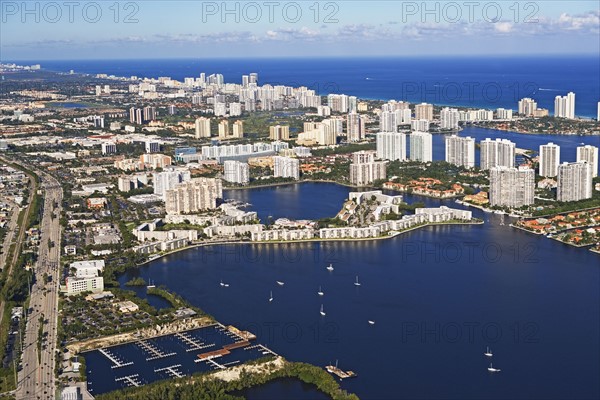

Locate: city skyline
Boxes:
[1,1,599,60]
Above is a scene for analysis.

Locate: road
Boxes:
[0,198,21,271]
[15,167,63,400]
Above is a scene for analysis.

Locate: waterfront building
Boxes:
[554,92,575,119]
[518,97,537,116]
[349,151,387,186]
[376,131,407,161]
[539,142,561,177]
[445,135,475,168]
[496,108,513,120]
[223,160,250,184]
[440,107,460,129]
[411,119,430,132]
[409,131,433,162]
[165,178,223,214]
[480,138,516,170]
[576,145,598,177]
[274,156,300,180]
[489,166,535,208]
[557,162,593,202]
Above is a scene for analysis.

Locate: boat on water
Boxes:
[220,280,229,288]
[326,263,334,271]
[354,276,361,286]
[318,286,324,296]
[320,304,326,316]
[276,281,285,286]
[269,290,273,302]
[146,279,156,289]
[487,363,501,372]
[368,320,375,325]
[484,346,493,357]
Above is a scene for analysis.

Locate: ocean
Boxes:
[16,56,600,118]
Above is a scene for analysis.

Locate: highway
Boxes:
[15,167,63,400]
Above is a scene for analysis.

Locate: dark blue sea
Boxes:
[14,56,600,118]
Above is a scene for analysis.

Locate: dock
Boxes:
[136,340,176,361]
[174,332,215,352]
[326,364,357,379]
[115,374,141,387]
[154,364,184,378]
[244,344,277,356]
[98,348,133,369]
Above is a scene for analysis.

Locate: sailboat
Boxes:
[276,281,285,286]
[487,363,501,372]
[484,346,493,357]
[146,279,156,289]
[326,263,334,271]
[320,304,326,316]
[354,276,361,286]
[317,286,324,296]
[269,291,273,302]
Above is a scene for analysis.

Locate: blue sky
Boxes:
[1,1,599,60]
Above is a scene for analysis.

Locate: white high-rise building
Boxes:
[274,156,300,180]
[153,167,192,200]
[165,178,223,214]
[409,131,433,162]
[223,160,250,185]
[440,107,460,130]
[229,102,242,117]
[347,113,365,142]
[496,108,513,120]
[554,92,575,119]
[518,98,537,116]
[480,138,516,170]
[376,132,407,161]
[379,110,397,132]
[557,162,593,202]
[539,142,561,177]
[411,119,430,132]
[445,135,475,168]
[415,103,433,121]
[597,101,600,121]
[214,102,227,117]
[349,151,387,186]
[195,117,211,138]
[489,166,535,208]
[577,145,598,177]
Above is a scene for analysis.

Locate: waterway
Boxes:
[115,177,599,399]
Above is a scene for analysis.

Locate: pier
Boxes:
[175,331,215,352]
[154,364,184,378]
[115,374,141,387]
[244,344,277,356]
[136,340,176,361]
[98,348,133,369]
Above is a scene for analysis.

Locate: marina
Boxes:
[83,324,273,395]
